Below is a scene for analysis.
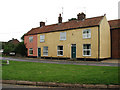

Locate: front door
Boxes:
[38,48,41,57]
[71,44,76,59]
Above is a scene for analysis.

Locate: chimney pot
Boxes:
[40,22,45,27]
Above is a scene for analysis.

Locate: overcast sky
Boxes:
[0,0,119,42]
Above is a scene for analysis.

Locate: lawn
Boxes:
[2,60,119,85]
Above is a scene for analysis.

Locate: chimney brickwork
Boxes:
[40,22,45,27]
[58,14,62,23]
[77,12,86,21]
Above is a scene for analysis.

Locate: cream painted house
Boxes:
[24,13,111,60]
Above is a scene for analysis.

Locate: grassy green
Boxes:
[2,61,119,85]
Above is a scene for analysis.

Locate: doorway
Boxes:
[71,44,76,59]
[38,48,41,57]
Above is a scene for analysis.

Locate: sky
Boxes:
[0,0,119,42]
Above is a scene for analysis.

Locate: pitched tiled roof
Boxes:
[108,19,120,29]
[8,39,19,44]
[25,16,104,36]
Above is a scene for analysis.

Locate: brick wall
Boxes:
[111,28,120,58]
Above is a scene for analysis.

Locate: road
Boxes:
[0,57,119,67]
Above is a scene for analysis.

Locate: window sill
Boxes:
[83,38,91,39]
[60,39,66,41]
[83,55,91,57]
[57,55,63,56]
[43,55,48,56]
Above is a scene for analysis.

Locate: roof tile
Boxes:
[108,19,120,29]
[25,16,104,36]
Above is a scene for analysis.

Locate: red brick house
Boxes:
[8,38,20,45]
[109,19,120,59]
[24,34,38,57]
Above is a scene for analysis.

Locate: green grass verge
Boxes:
[2,60,119,85]
[0,60,7,65]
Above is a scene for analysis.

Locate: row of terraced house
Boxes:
[24,13,120,60]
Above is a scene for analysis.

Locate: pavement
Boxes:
[0,57,120,67]
[1,80,120,89]
[2,84,50,88]
[101,59,119,63]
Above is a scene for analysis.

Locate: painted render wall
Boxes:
[24,35,37,57]
[37,26,99,59]
[99,16,111,58]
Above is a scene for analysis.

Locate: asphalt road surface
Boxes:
[0,57,119,67]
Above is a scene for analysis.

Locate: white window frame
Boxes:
[29,36,33,42]
[57,46,63,56]
[83,44,91,56]
[60,32,66,40]
[29,48,33,55]
[43,46,48,56]
[40,35,45,42]
[83,29,91,39]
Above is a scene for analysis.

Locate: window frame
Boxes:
[29,36,33,42]
[40,35,45,42]
[29,48,33,55]
[60,32,66,41]
[83,44,91,56]
[43,46,48,56]
[83,29,91,39]
[57,46,63,56]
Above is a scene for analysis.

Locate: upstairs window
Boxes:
[60,32,66,40]
[40,35,45,42]
[57,46,63,56]
[83,44,91,56]
[29,48,33,55]
[83,29,91,39]
[29,36,33,42]
[43,46,48,56]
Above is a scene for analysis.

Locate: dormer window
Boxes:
[60,32,66,40]
[83,29,91,39]
[29,36,33,42]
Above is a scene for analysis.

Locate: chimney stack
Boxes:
[40,22,45,27]
[77,12,86,21]
[58,14,62,23]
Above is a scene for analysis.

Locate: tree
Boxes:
[15,42,27,56]
[14,34,27,56]
[21,33,26,42]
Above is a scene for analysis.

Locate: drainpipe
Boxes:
[98,25,100,61]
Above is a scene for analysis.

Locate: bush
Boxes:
[15,42,27,56]
[3,43,17,55]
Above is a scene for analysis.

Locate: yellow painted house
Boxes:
[24,13,111,60]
